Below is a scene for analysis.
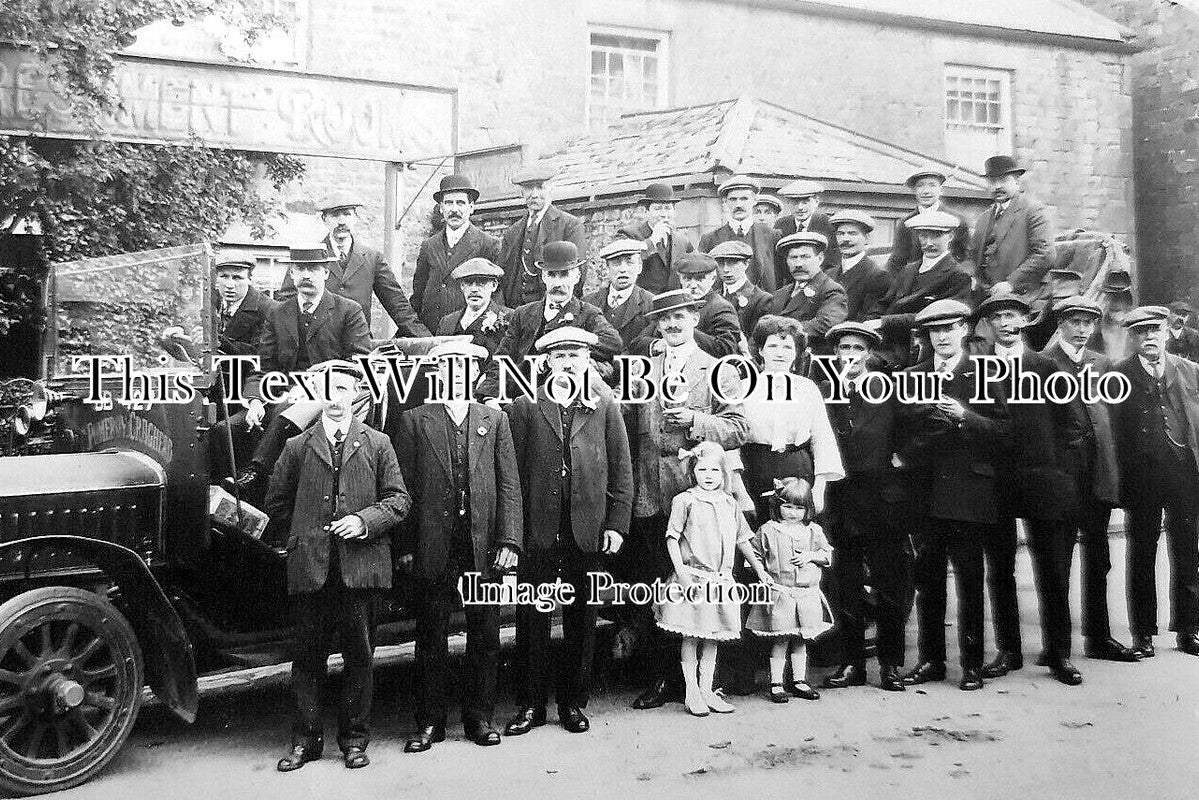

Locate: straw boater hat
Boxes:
[315,190,365,213]
[645,288,705,316]
[281,244,339,264]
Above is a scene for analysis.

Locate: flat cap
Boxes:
[717,175,761,196]
[914,298,973,328]
[1122,305,1169,330]
[597,239,647,261]
[535,240,585,271]
[906,169,947,188]
[428,340,490,360]
[708,240,754,261]
[829,209,876,233]
[1053,296,1103,319]
[534,325,598,351]
[826,321,882,347]
[215,252,256,271]
[315,190,365,213]
[307,359,364,380]
[778,179,824,198]
[675,253,719,275]
[510,162,557,186]
[905,209,960,232]
[753,195,783,212]
[977,292,1031,318]
[646,289,706,316]
[450,258,504,282]
[776,231,828,253]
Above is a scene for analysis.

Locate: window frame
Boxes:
[585,24,670,129]
[942,64,1014,165]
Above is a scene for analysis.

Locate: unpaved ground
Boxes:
[59,538,1198,800]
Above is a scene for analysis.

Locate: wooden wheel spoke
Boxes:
[10,640,38,669]
[38,625,53,660]
[0,695,23,716]
[67,708,97,740]
[73,635,104,665]
[0,669,23,687]
[57,622,81,659]
[83,691,116,712]
[23,722,47,759]
[1,710,32,744]
[52,719,71,758]
[79,663,117,685]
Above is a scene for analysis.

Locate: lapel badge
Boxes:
[477,426,488,436]
[737,295,748,308]
[802,285,816,298]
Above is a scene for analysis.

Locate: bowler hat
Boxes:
[708,240,754,261]
[450,258,504,282]
[639,182,680,205]
[1122,305,1169,330]
[829,209,875,233]
[535,325,599,352]
[316,190,365,213]
[646,289,705,316]
[433,174,480,203]
[915,299,972,328]
[675,253,718,275]
[535,241,585,272]
[776,231,828,253]
[511,162,557,186]
[983,155,1026,179]
[717,175,761,197]
[281,244,339,265]
[826,321,882,347]
[906,169,947,188]
[778,179,824,199]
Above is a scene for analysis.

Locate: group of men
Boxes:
[203,154,1199,772]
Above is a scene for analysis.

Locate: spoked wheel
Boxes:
[0,587,143,796]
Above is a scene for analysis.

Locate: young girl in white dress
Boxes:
[655,442,774,716]
[747,477,834,703]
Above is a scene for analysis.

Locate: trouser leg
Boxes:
[984,516,1022,656]
[1077,498,1114,640]
[413,577,454,728]
[947,523,986,670]
[914,522,949,665]
[1126,506,1164,637]
[335,588,377,753]
[290,591,334,749]
[1164,484,1199,635]
[868,526,914,667]
[1027,519,1076,659]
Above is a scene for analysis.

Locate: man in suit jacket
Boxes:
[503,327,633,736]
[224,245,373,498]
[1113,306,1199,658]
[583,238,657,350]
[818,322,915,693]
[478,241,622,401]
[885,170,971,274]
[864,210,974,369]
[411,175,502,333]
[499,164,588,307]
[629,253,743,357]
[898,300,1012,692]
[711,240,771,338]
[776,179,840,278]
[1041,297,1140,663]
[768,232,849,349]
[1167,301,1199,362]
[618,182,693,294]
[395,341,522,751]
[699,175,781,293]
[435,259,511,363]
[1023,268,1085,352]
[627,290,751,710]
[277,190,428,338]
[265,361,409,772]
[969,156,1054,297]
[978,293,1082,685]
[828,210,893,322]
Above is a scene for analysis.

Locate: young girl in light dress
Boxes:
[655,442,774,716]
[746,477,834,703]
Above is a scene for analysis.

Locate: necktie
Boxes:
[331,428,345,471]
[219,306,233,335]
[338,243,349,264]
[301,301,314,316]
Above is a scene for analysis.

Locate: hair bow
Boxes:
[677,446,700,461]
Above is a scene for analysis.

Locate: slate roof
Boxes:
[513,96,988,202]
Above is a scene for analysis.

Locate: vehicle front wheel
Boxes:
[0,587,143,796]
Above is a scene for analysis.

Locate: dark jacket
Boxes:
[435,300,511,360]
[618,220,692,294]
[767,270,849,345]
[396,403,522,581]
[1041,341,1120,506]
[412,224,502,333]
[719,280,772,337]
[897,355,1012,524]
[968,192,1054,294]
[628,291,742,357]
[1112,352,1199,508]
[247,292,372,399]
[500,204,588,307]
[868,254,973,369]
[824,254,892,323]
[215,286,275,356]
[278,235,428,337]
[1167,325,1199,363]
[583,284,657,350]
[884,208,971,274]
[775,210,841,278]
[265,419,410,594]
[700,221,781,293]
[506,386,634,551]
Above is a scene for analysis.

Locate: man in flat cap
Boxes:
[899,299,1011,692]
[503,326,633,737]
[753,195,783,229]
[618,182,694,294]
[711,240,772,338]
[977,293,1080,684]
[1166,301,1199,363]
[1041,297,1140,664]
[885,170,970,274]
[278,190,428,338]
[631,253,742,357]
[699,175,780,293]
[499,163,588,308]
[767,232,849,350]
[776,180,839,276]
[267,360,409,772]
[864,209,973,369]
[435,258,511,362]
[1023,267,1085,352]
[411,174,502,334]
[626,289,749,710]
[583,239,657,348]
[1113,306,1199,658]
[478,241,621,401]
[817,322,915,692]
[396,340,522,752]
[969,155,1054,298]
[828,210,892,322]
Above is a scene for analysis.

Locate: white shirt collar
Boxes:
[994,340,1025,361]
[730,218,752,236]
[298,289,325,312]
[444,401,470,426]
[934,352,964,374]
[723,277,748,296]
[320,414,351,443]
[663,340,697,370]
[1138,354,1163,379]
[544,298,570,320]
[459,303,488,329]
[607,285,633,308]
[528,206,549,228]
[330,235,353,259]
[220,295,246,316]
[840,252,867,273]
[1058,340,1085,364]
[445,222,468,249]
[919,252,948,273]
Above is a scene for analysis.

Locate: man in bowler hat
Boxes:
[617,182,694,294]
[499,163,588,307]
[968,155,1054,298]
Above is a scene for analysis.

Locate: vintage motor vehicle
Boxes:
[0,244,466,795]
